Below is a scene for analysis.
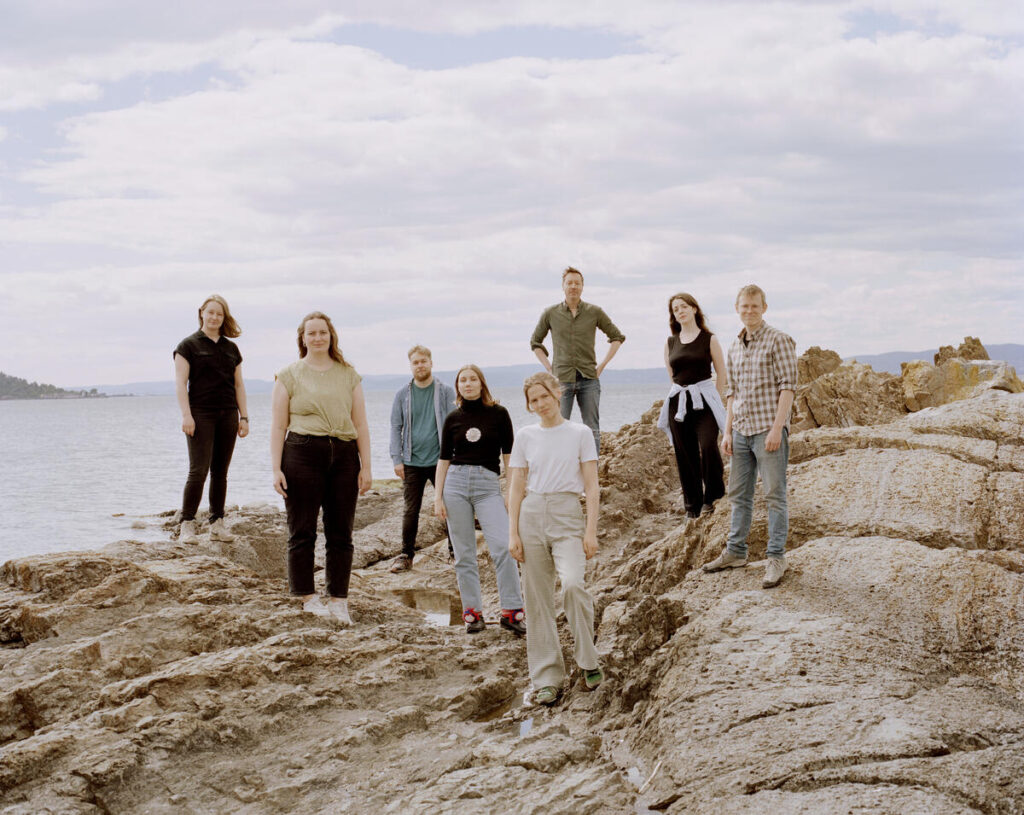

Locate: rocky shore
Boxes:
[2,341,1023,814]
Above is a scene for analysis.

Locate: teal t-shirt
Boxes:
[408,381,441,467]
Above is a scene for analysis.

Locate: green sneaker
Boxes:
[583,667,604,691]
[534,686,560,706]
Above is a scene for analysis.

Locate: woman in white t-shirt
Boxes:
[508,372,604,707]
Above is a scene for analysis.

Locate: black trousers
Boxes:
[401,464,440,558]
[667,392,725,515]
[282,433,360,597]
[181,408,238,522]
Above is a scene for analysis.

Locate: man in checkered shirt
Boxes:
[703,284,797,588]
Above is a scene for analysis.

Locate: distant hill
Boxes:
[849,343,1023,375]
[75,365,671,396]
[0,371,104,400]
[73,343,1023,395]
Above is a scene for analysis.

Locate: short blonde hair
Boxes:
[407,345,432,360]
[523,372,562,411]
[735,284,766,306]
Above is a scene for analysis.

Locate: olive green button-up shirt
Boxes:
[530,300,626,382]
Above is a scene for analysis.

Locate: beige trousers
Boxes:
[520,492,599,689]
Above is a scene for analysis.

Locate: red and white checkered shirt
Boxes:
[725,322,797,436]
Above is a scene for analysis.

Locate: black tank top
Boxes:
[667,330,712,386]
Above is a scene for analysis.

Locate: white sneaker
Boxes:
[762,556,787,588]
[327,597,353,626]
[209,518,236,542]
[179,520,198,544]
[302,596,331,617]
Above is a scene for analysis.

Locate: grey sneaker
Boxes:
[179,520,198,544]
[703,548,748,572]
[302,596,332,617]
[762,556,787,588]
[389,554,412,573]
[209,518,235,542]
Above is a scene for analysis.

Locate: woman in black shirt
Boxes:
[434,364,525,636]
[659,292,727,518]
[173,294,249,543]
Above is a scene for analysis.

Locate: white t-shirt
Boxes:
[508,420,597,494]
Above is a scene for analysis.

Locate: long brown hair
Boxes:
[455,364,497,407]
[668,292,710,336]
[197,294,241,338]
[296,311,348,365]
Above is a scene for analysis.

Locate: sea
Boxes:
[0,384,668,561]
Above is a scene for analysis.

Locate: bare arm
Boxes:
[664,339,672,379]
[581,460,599,559]
[174,354,194,436]
[709,335,728,402]
[533,346,553,374]
[595,340,622,378]
[507,467,527,563]
[350,383,372,494]
[721,395,734,457]
[270,381,290,496]
[433,460,451,521]
[234,365,249,438]
[765,390,796,452]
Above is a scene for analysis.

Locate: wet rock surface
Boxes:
[2,380,1024,813]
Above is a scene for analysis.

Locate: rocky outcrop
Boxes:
[902,358,1023,411]
[2,385,1023,813]
[935,336,990,365]
[797,346,842,385]
[793,337,1023,431]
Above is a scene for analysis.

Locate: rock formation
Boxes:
[792,337,1023,431]
[2,374,1024,812]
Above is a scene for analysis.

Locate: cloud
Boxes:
[0,2,1021,385]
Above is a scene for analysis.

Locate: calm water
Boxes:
[0,384,667,560]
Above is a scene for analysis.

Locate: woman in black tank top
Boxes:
[663,293,728,518]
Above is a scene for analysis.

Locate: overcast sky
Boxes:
[1,1,1021,386]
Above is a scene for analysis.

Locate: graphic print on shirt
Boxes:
[465,427,482,442]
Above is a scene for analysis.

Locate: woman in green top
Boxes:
[271,311,372,624]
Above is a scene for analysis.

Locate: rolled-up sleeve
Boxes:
[772,334,798,391]
[596,308,626,344]
[530,309,551,352]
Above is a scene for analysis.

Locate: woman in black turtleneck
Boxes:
[434,364,525,636]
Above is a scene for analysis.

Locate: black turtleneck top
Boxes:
[439,399,514,474]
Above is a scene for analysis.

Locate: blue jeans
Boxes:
[560,375,601,455]
[443,465,523,613]
[725,429,789,559]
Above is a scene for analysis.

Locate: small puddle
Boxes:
[389,589,461,627]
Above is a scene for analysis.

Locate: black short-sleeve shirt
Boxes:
[173,331,242,411]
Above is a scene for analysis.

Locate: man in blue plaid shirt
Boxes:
[703,284,797,588]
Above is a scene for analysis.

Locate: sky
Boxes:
[1,1,1021,387]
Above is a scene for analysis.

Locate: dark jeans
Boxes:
[667,392,724,515]
[560,373,601,455]
[401,464,448,559]
[181,408,239,522]
[282,433,360,597]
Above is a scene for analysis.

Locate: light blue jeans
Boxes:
[560,375,601,455]
[725,429,789,559]
[443,465,523,613]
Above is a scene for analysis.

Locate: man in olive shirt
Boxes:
[530,267,626,455]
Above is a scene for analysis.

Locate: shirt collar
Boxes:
[737,322,768,343]
[559,299,588,312]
